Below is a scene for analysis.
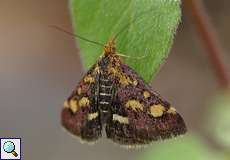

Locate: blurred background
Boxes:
[0,0,229,160]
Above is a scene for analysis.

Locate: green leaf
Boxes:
[205,91,230,148]
[141,134,223,160]
[71,0,181,82]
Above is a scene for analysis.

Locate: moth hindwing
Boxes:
[61,39,187,146]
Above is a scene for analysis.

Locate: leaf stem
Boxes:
[184,0,230,89]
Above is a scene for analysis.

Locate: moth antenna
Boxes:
[49,25,104,47]
[117,52,148,60]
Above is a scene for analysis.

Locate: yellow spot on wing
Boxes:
[119,74,137,86]
[132,79,138,86]
[143,91,150,98]
[88,112,99,120]
[108,67,117,75]
[79,97,90,107]
[119,74,131,86]
[125,100,144,111]
[108,63,137,86]
[70,100,78,113]
[167,107,177,114]
[64,101,69,108]
[113,114,129,124]
[94,64,100,74]
[77,88,81,95]
[84,75,95,83]
[150,104,165,117]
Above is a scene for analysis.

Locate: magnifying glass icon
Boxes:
[3,141,18,157]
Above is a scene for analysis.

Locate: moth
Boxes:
[61,37,187,146]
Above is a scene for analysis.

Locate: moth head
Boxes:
[104,38,116,56]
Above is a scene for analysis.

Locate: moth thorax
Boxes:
[104,39,116,56]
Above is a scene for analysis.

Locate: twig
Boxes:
[184,0,230,89]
